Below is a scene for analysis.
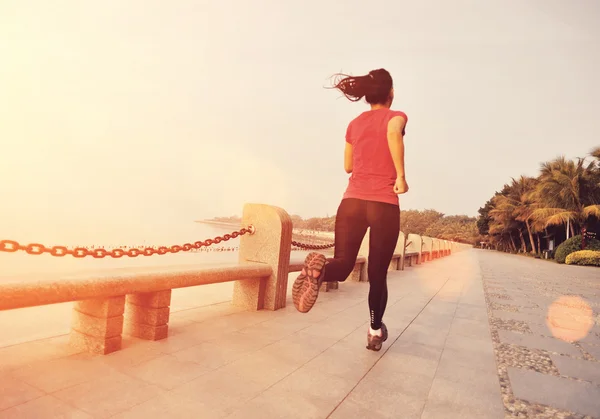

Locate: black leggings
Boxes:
[322,198,400,330]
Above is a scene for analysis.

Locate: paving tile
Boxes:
[150,327,208,353]
[438,346,496,372]
[579,328,600,346]
[328,398,393,419]
[259,329,340,364]
[120,354,210,390]
[0,395,93,419]
[528,322,554,337]
[497,330,582,357]
[10,353,113,393]
[399,324,449,348]
[300,316,363,341]
[170,368,267,417]
[97,338,165,369]
[0,335,82,372]
[302,341,383,381]
[269,366,355,411]
[226,386,335,419]
[111,391,225,419]
[52,372,164,418]
[424,366,503,417]
[211,348,301,388]
[448,317,491,339]
[444,332,494,354]
[454,303,489,322]
[235,320,301,342]
[410,313,455,330]
[434,358,501,391]
[169,340,249,371]
[363,355,437,397]
[336,377,427,419]
[582,342,600,361]
[0,374,44,411]
[421,301,458,315]
[550,354,600,384]
[508,367,600,418]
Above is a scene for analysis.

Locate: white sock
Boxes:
[369,326,382,336]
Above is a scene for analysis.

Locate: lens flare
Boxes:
[546,295,594,343]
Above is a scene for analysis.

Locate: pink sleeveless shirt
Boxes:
[343,108,408,206]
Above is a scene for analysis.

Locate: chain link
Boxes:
[291,240,335,250]
[0,226,255,259]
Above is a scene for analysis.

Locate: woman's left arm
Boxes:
[344,142,353,173]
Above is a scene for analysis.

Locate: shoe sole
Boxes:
[292,252,326,313]
[366,323,388,351]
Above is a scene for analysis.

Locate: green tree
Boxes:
[477,198,495,236]
[491,176,539,254]
[532,156,600,237]
[400,209,444,235]
[425,215,482,245]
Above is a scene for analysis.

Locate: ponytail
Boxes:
[329,69,393,105]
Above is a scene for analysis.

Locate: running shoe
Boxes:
[292,252,327,313]
[366,323,388,351]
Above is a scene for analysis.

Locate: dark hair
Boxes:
[329,68,393,104]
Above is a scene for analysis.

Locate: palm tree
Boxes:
[489,190,522,252]
[491,176,540,254]
[532,156,600,237]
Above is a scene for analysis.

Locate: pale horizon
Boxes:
[1,0,599,243]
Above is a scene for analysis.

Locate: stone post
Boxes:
[408,234,423,265]
[234,203,292,310]
[397,231,406,270]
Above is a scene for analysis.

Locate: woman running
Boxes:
[292,68,409,351]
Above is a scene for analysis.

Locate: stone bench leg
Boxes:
[320,281,338,292]
[70,296,125,355]
[124,290,171,341]
[349,263,362,282]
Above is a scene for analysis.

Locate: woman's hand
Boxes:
[394,176,409,194]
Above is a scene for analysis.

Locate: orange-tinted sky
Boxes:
[1,0,599,242]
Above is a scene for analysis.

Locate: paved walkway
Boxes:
[0,250,598,418]
[479,251,600,419]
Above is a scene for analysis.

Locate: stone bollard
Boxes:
[396,231,407,271]
[233,203,292,311]
[407,234,423,265]
[422,236,433,262]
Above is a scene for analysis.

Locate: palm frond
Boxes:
[583,205,600,218]
[544,211,575,227]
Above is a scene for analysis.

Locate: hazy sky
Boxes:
[1,0,599,242]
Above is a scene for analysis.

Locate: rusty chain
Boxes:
[291,240,335,250]
[0,226,255,259]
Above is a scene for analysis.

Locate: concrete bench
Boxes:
[0,263,272,354]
